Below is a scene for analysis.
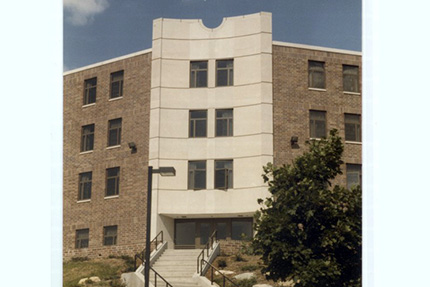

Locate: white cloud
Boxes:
[64,0,110,26]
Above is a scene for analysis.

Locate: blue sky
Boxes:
[64,0,361,71]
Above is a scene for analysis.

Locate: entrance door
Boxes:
[174,221,196,249]
[174,218,253,249]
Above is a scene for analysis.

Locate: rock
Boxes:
[234,272,255,280]
[253,284,273,287]
[278,280,295,287]
[89,276,101,283]
[215,270,235,276]
[78,276,101,285]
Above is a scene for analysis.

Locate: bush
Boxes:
[217,259,227,268]
[234,254,246,262]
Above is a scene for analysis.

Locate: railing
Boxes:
[197,230,218,274]
[134,230,164,270]
[202,259,239,287]
[150,266,173,287]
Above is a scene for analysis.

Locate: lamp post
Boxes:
[144,166,176,287]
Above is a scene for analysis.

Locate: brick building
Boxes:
[63,12,361,259]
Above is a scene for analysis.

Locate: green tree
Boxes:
[252,130,361,287]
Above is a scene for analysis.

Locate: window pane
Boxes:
[215,169,227,189]
[175,222,195,246]
[216,109,233,137]
[188,161,206,189]
[194,170,206,189]
[343,65,359,92]
[76,229,89,249]
[110,71,124,98]
[216,223,227,240]
[345,114,361,142]
[347,164,362,189]
[195,120,207,137]
[190,61,208,88]
[189,110,207,138]
[309,61,325,89]
[103,226,117,246]
[196,71,207,87]
[216,60,233,87]
[106,167,119,196]
[200,223,211,245]
[84,78,97,105]
[215,160,233,189]
[232,220,253,240]
[310,111,326,138]
[217,70,228,86]
[81,124,94,152]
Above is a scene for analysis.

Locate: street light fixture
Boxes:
[144,166,176,287]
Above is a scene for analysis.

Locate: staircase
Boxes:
[150,249,201,287]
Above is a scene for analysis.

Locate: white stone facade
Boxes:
[149,12,274,247]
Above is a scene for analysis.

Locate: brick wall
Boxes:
[63,52,152,260]
[272,45,362,186]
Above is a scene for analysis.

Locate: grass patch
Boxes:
[63,258,130,287]
[240,265,259,272]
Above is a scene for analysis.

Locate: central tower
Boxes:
[149,12,273,249]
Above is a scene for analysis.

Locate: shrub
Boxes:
[234,254,246,262]
[217,259,227,268]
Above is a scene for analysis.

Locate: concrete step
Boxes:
[148,248,205,287]
[153,261,196,266]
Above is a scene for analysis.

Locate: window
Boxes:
[83,77,97,105]
[189,110,207,137]
[343,65,359,93]
[308,61,325,89]
[106,167,120,196]
[103,226,117,246]
[216,59,234,86]
[215,109,233,137]
[110,70,124,99]
[108,118,122,146]
[188,161,206,190]
[81,124,95,152]
[75,229,89,249]
[309,111,326,138]
[214,160,233,190]
[78,172,92,200]
[345,114,361,142]
[190,61,208,88]
[232,219,253,240]
[346,164,362,189]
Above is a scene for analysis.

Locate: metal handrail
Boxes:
[134,230,164,270]
[150,266,173,287]
[196,230,218,274]
[202,259,239,287]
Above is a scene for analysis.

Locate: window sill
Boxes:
[109,97,123,102]
[309,137,323,141]
[79,150,93,155]
[82,103,96,108]
[308,87,326,92]
[343,91,361,95]
[104,195,119,200]
[345,141,362,145]
[77,199,91,203]
[106,145,121,150]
